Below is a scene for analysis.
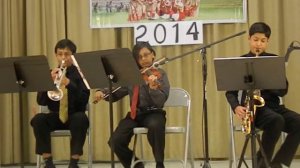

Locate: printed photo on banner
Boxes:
[90,0,247,28]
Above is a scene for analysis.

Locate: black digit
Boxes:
[154,24,166,44]
[172,23,179,43]
[135,25,147,43]
[186,22,199,40]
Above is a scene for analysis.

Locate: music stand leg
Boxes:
[251,133,258,168]
[256,134,270,168]
[109,99,115,168]
[237,131,270,168]
[19,92,25,168]
[202,161,211,168]
[108,77,115,168]
[238,134,250,168]
[201,48,211,168]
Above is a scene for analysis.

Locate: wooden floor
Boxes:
[2,159,300,168]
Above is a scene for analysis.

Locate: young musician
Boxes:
[94,41,170,168]
[31,39,90,168]
[225,22,300,168]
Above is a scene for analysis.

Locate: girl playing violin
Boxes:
[94,41,170,168]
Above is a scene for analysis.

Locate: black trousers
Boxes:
[108,110,166,168]
[255,105,300,166]
[31,112,89,155]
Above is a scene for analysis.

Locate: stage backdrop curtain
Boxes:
[1,0,300,164]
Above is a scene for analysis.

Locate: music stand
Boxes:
[0,56,55,167]
[214,56,286,168]
[73,48,143,168]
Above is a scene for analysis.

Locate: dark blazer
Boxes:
[37,65,90,114]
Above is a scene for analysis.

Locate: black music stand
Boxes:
[0,56,55,167]
[73,48,143,168]
[214,56,286,168]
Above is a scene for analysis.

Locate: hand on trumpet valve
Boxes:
[51,68,70,86]
[51,68,62,81]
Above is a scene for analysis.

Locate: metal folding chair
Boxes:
[131,87,194,168]
[36,104,92,168]
[228,106,240,168]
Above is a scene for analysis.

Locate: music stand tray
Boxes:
[14,56,56,92]
[214,56,286,91]
[0,57,20,93]
[0,56,55,93]
[73,48,143,89]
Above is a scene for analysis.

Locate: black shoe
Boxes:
[133,161,144,168]
[68,164,79,168]
[44,164,55,168]
[44,157,55,168]
[156,162,164,168]
[258,159,267,168]
[257,152,271,168]
[271,162,283,168]
[69,158,79,168]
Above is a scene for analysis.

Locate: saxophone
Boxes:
[242,91,265,134]
[241,50,265,134]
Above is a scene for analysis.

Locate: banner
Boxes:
[90,0,247,28]
[134,21,203,46]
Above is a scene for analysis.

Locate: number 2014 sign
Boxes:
[134,21,203,46]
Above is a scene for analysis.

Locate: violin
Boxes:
[141,67,161,89]
[93,58,166,104]
[140,57,166,82]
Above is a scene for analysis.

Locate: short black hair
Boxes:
[54,39,77,54]
[132,41,156,61]
[249,22,271,38]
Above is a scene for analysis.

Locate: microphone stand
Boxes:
[200,48,210,168]
[156,31,246,65]
[284,41,300,63]
[156,31,246,167]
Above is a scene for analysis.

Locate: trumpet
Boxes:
[47,60,67,101]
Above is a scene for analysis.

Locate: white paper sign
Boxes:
[134,21,203,46]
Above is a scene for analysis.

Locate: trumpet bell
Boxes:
[47,60,67,101]
[47,89,64,101]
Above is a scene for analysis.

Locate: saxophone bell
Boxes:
[253,94,265,107]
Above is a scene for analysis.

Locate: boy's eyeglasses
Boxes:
[139,52,153,59]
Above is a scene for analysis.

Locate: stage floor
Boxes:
[2,159,300,168]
